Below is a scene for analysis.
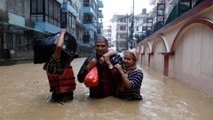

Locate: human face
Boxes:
[95,40,108,57]
[123,53,135,68]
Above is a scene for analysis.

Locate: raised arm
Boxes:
[52,28,67,60]
[103,50,117,69]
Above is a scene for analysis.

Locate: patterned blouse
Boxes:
[47,56,66,75]
[118,69,143,100]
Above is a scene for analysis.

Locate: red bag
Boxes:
[84,66,99,87]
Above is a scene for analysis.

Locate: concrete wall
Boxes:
[150,39,166,74]
[173,24,213,96]
[137,0,213,96]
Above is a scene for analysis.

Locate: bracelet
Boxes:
[108,64,113,69]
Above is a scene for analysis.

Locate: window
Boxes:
[45,0,49,14]
[66,12,76,35]
[84,0,90,6]
[49,1,53,18]
[83,14,93,23]
[120,18,127,22]
[31,0,37,13]
[30,0,60,27]
[120,33,126,39]
[120,26,126,31]
[31,0,43,14]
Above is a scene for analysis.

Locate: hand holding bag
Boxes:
[84,66,99,87]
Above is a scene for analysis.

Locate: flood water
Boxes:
[0,58,213,120]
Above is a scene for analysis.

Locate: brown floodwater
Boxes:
[0,58,213,120]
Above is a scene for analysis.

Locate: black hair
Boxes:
[95,35,108,45]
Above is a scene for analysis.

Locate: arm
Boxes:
[52,28,66,60]
[86,58,98,71]
[103,51,117,69]
[77,56,96,83]
[114,64,132,89]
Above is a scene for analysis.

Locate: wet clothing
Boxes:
[117,69,143,100]
[47,56,66,75]
[51,91,73,102]
[46,56,76,101]
[77,56,121,98]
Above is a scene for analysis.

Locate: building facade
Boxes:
[111,15,129,52]
[103,25,113,49]
[79,0,103,57]
[0,0,50,60]
[0,0,103,60]
[110,10,149,52]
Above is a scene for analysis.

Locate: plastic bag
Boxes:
[84,66,99,87]
[33,32,78,64]
[77,56,94,83]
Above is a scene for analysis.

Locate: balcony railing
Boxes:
[137,0,204,43]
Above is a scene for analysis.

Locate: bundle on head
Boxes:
[33,32,78,64]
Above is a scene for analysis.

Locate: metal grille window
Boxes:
[30,0,60,27]
[45,0,49,14]
[31,0,43,14]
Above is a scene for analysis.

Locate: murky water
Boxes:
[0,58,213,120]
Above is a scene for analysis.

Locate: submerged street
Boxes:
[0,58,213,120]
